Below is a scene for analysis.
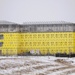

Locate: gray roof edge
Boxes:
[23,21,75,25]
[0,20,17,24]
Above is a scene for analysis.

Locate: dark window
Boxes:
[0,35,3,39]
[0,42,3,47]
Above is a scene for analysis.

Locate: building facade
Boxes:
[0,21,75,56]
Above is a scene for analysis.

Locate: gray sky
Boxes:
[0,0,75,24]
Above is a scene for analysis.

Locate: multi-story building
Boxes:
[0,21,75,56]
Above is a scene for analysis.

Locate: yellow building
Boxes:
[0,21,75,56]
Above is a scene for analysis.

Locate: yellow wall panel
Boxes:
[0,32,75,55]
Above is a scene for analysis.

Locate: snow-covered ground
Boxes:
[0,56,75,75]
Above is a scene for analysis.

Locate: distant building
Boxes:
[0,21,75,56]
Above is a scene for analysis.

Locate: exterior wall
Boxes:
[0,23,75,55]
[20,32,75,55]
[0,32,75,55]
[0,33,19,55]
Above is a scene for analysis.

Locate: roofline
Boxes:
[23,21,75,25]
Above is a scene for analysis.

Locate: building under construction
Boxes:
[0,21,75,56]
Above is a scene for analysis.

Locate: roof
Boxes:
[0,20,17,24]
[23,21,74,25]
[0,21,74,25]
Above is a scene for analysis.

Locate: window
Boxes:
[46,34,49,38]
[38,34,41,38]
[33,42,36,46]
[56,34,58,38]
[69,34,72,38]
[42,42,45,45]
[64,34,67,38]
[64,42,67,45]
[37,42,41,46]
[42,34,45,38]
[47,42,49,46]
[51,42,54,45]
[60,34,62,38]
[56,42,58,46]
[51,34,54,38]
[60,42,62,45]
[0,42,3,47]
[0,35,3,39]
[25,35,27,38]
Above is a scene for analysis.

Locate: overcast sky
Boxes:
[0,0,75,24]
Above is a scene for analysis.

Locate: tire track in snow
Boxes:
[19,65,64,75]
[12,63,59,75]
[36,66,74,75]
[36,59,75,75]
[58,69,75,75]
[0,59,59,75]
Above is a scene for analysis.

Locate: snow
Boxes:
[0,56,75,75]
